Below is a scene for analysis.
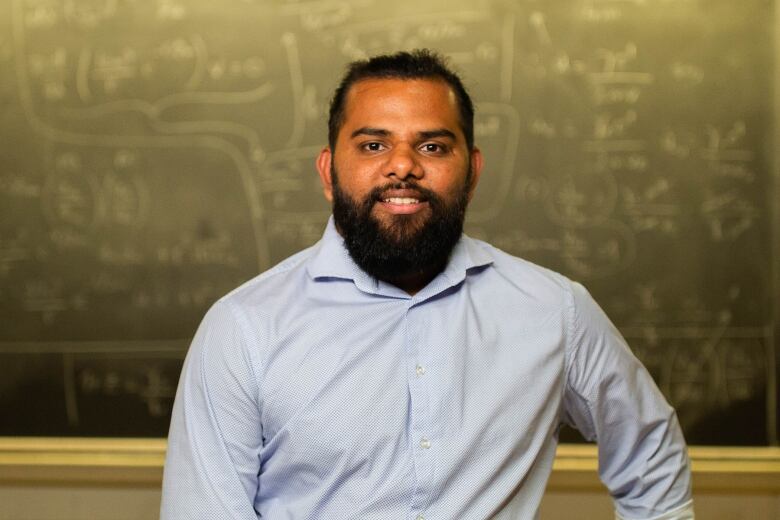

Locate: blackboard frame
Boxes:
[0,438,778,493]
[771,0,780,448]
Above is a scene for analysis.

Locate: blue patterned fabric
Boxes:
[161,217,692,520]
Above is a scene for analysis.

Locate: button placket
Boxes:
[406,302,434,515]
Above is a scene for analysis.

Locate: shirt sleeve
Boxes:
[160,299,263,520]
[562,281,694,519]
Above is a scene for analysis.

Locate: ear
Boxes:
[316,147,334,202]
[467,147,484,202]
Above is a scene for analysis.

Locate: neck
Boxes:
[382,262,445,295]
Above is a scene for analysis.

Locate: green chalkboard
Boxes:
[0,0,776,444]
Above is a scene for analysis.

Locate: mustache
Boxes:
[367,182,438,203]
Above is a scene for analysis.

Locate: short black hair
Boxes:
[327,49,475,151]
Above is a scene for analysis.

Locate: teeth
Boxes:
[384,197,419,204]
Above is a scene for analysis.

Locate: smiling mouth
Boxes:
[383,197,421,205]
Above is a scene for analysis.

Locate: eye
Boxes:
[361,142,385,152]
[421,142,448,154]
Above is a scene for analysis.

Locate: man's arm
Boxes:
[562,282,694,520]
[161,300,263,520]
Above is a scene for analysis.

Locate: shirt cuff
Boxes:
[615,500,694,520]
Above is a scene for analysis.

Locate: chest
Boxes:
[258,290,567,457]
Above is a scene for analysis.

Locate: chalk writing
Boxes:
[0,0,773,443]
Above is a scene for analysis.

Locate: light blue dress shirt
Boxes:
[161,218,693,520]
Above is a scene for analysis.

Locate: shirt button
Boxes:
[415,364,426,376]
[419,438,431,449]
[416,516,425,520]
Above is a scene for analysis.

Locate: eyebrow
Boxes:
[349,127,458,141]
[418,129,457,141]
[350,127,390,139]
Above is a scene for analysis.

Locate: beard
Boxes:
[331,165,472,285]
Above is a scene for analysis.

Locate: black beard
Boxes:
[331,167,471,286]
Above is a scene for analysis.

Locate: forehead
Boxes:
[341,78,461,132]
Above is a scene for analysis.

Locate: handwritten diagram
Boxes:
[0,0,774,443]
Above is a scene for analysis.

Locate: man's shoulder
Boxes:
[218,243,318,309]
[463,235,575,303]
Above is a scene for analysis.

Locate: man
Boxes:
[161,49,693,519]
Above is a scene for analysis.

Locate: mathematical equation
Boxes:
[0,0,773,439]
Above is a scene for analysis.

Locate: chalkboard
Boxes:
[0,0,776,445]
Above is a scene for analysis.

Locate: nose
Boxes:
[386,144,422,180]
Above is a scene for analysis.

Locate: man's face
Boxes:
[316,78,483,283]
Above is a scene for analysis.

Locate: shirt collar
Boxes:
[307,217,376,292]
[307,216,494,297]
[437,231,494,286]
